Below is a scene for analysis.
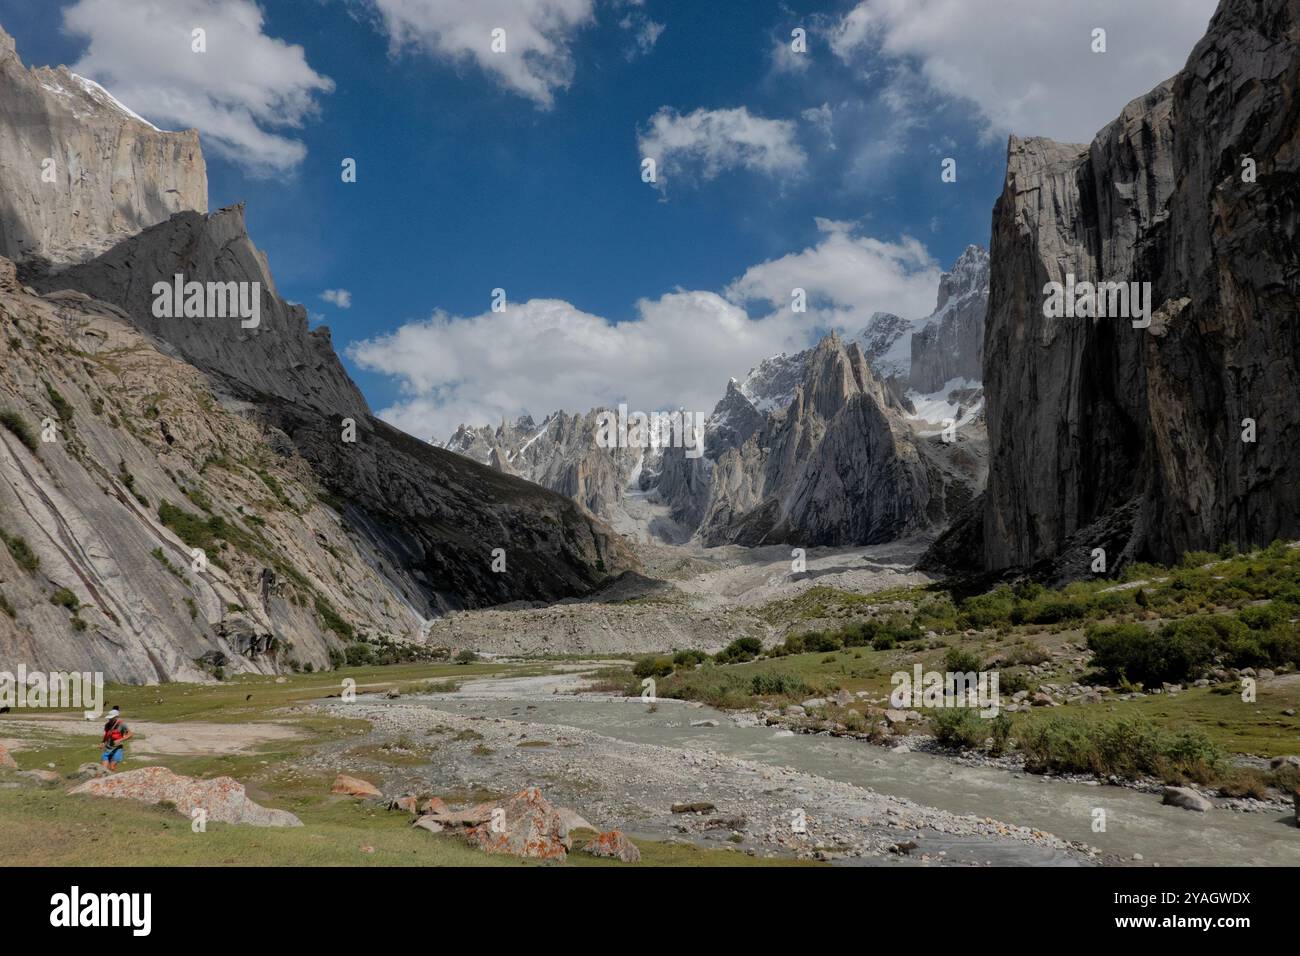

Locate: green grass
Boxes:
[0,664,810,868]
[0,783,805,867]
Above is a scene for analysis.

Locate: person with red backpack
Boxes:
[100,707,132,772]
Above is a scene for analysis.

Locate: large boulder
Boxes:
[70,766,302,826]
[464,787,571,861]
[582,830,641,863]
[1162,786,1212,813]
[330,773,382,799]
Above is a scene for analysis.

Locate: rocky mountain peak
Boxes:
[0,26,206,267]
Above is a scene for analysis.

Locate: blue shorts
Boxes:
[101,747,123,763]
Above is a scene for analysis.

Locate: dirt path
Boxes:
[0,715,300,755]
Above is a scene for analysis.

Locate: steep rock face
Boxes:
[981,0,1300,572]
[0,260,423,682]
[0,26,206,267]
[858,311,914,382]
[33,205,368,421]
[909,246,989,393]
[29,216,633,617]
[442,410,646,520]
[694,334,980,546]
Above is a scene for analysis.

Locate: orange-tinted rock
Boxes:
[464,787,570,861]
[420,796,450,816]
[0,743,16,769]
[330,773,381,799]
[582,830,641,863]
[389,794,418,813]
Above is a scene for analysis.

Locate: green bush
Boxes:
[931,708,987,749]
[44,382,74,425]
[1017,716,1223,782]
[988,713,1014,756]
[344,642,374,667]
[454,649,478,665]
[1086,619,1226,685]
[749,672,809,697]
[313,595,354,639]
[715,636,763,664]
[944,646,983,674]
[0,411,38,451]
[672,649,708,667]
[0,530,40,572]
[50,587,80,611]
[633,655,674,679]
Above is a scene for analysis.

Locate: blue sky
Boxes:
[0,0,1217,439]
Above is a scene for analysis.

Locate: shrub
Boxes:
[454,649,478,665]
[988,713,1014,756]
[50,587,79,611]
[931,708,987,749]
[632,655,673,679]
[748,672,809,697]
[1001,642,1050,667]
[0,411,38,451]
[715,636,763,664]
[313,595,354,639]
[944,646,983,674]
[1086,619,1227,685]
[1239,602,1286,631]
[1017,716,1223,782]
[44,383,73,425]
[672,649,708,667]
[344,642,374,667]
[0,530,39,572]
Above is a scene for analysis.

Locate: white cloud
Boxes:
[637,106,807,189]
[348,294,805,441]
[346,225,943,439]
[801,102,835,149]
[726,220,942,326]
[618,12,663,60]
[770,34,810,74]
[368,0,595,108]
[320,289,353,309]
[63,0,333,173]
[829,0,1218,142]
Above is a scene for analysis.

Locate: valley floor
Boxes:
[2,540,1297,867]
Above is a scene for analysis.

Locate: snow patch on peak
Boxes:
[69,73,163,131]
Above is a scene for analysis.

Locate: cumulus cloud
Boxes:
[368,0,595,108]
[346,225,942,439]
[637,106,807,189]
[63,0,333,173]
[726,219,941,327]
[320,289,353,309]
[348,294,805,441]
[829,0,1218,142]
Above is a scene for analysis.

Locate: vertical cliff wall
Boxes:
[981,0,1300,572]
[0,25,206,267]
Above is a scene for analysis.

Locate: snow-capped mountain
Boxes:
[908,245,989,393]
[441,246,991,544]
